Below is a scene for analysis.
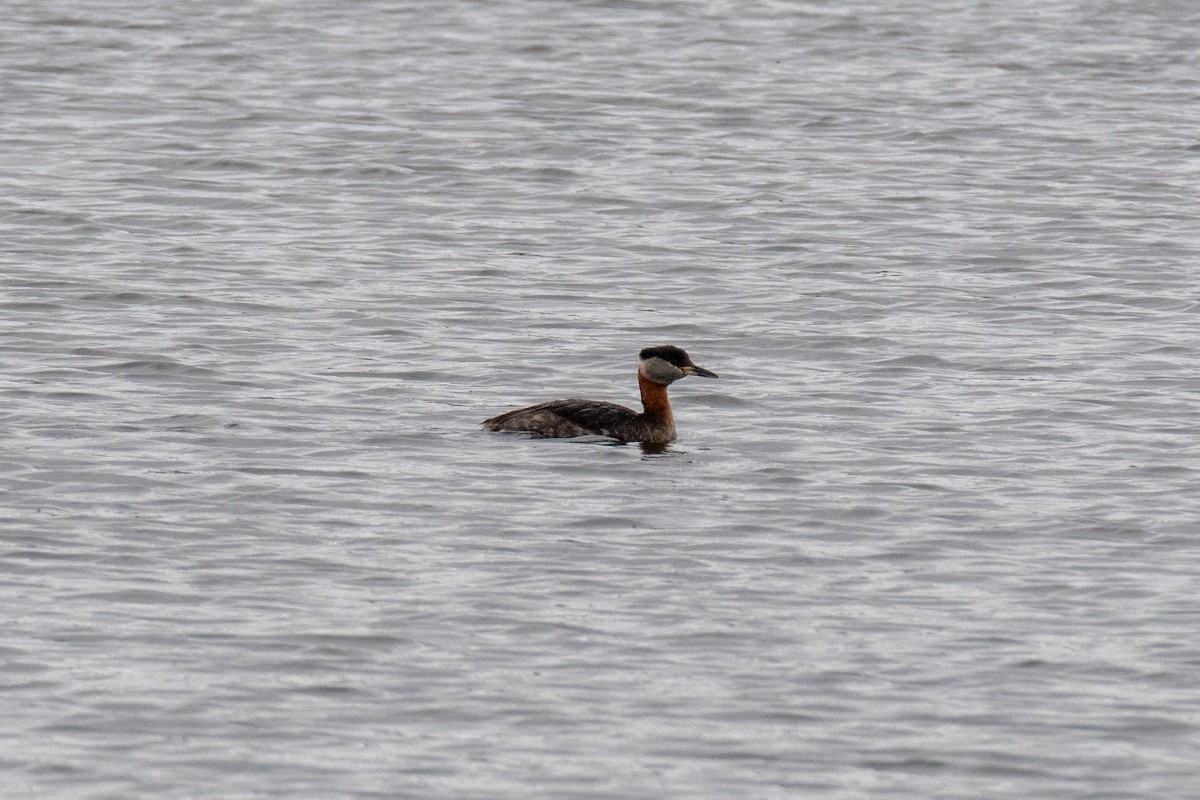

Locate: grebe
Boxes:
[483,345,718,444]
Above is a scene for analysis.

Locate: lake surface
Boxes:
[3,1,1199,797]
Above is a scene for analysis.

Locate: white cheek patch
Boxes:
[640,357,684,384]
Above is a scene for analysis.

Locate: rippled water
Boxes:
[3,1,1199,797]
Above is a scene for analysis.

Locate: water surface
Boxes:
[3,1,1199,797]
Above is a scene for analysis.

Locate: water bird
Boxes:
[483,345,718,444]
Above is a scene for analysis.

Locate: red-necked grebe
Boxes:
[483,345,718,444]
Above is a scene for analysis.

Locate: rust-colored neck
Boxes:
[638,371,674,424]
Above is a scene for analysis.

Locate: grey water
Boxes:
[3,1,1199,797]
